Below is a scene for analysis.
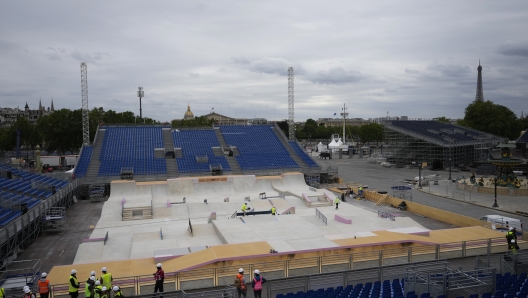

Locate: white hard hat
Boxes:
[90,271,96,276]
[239,268,244,273]
[24,288,31,293]
[113,286,119,291]
[95,280,101,285]
[512,239,516,243]
[23,286,29,290]
[71,269,77,274]
[90,276,96,281]
[41,272,47,278]
[102,267,107,271]
[509,227,513,231]
[254,269,260,274]
[102,287,107,291]
[156,263,162,268]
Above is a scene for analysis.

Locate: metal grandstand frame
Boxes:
[0,178,81,267]
[382,121,505,169]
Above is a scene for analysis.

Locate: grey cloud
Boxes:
[426,64,471,78]
[306,67,365,85]
[248,57,299,76]
[499,41,528,58]
[189,73,200,78]
[70,49,106,64]
[405,68,420,74]
[231,56,250,64]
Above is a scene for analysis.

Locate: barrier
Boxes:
[103,231,109,245]
[301,193,312,207]
[335,214,352,224]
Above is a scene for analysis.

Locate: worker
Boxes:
[334,196,341,210]
[90,271,97,278]
[0,285,4,298]
[510,239,519,254]
[100,267,113,290]
[153,263,165,298]
[271,206,277,215]
[23,287,36,298]
[112,286,123,298]
[38,272,51,298]
[85,276,96,298]
[341,192,346,202]
[358,185,363,198]
[69,269,80,298]
[241,202,248,217]
[506,228,515,249]
[234,268,247,298]
[94,280,102,298]
[100,287,109,298]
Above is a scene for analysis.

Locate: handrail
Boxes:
[315,208,327,225]
[230,210,238,219]
[103,231,109,245]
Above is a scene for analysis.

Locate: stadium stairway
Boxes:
[84,129,105,182]
[271,126,311,170]
[214,128,242,174]
[162,128,179,178]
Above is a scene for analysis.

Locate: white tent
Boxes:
[317,142,325,152]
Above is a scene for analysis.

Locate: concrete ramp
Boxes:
[232,175,258,192]
[193,181,235,196]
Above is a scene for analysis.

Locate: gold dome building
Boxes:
[183,104,195,120]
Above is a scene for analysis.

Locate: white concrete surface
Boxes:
[73,173,426,263]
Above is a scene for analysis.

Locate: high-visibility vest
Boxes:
[101,292,108,298]
[0,287,5,298]
[334,198,340,204]
[115,291,123,298]
[69,275,79,293]
[38,279,50,294]
[85,282,93,298]
[241,204,247,211]
[101,273,112,289]
[271,207,276,215]
[94,285,103,298]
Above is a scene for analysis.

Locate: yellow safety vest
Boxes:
[101,273,112,289]
[115,291,123,298]
[85,282,93,298]
[94,285,103,298]
[101,293,108,298]
[241,204,247,211]
[334,198,340,204]
[271,207,276,215]
[69,275,79,293]
[0,287,5,298]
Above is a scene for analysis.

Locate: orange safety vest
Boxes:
[38,279,50,294]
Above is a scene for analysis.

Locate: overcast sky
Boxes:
[1,1,527,122]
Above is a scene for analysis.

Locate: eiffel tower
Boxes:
[474,60,484,102]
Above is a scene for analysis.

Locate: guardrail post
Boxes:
[349,254,353,270]
[176,272,180,290]
[136,276,140,295]
[435,244,440,259]
[462,241,466,257]
[487,238,492,263]
[408,247,412,263]
[343,272,348,287]
[213,268,218,286]
[305,276,310,292]
[285,260,289,277]
[318,256,322,274]
[379,250,383,266]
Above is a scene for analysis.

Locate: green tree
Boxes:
[358,123,383,144]
[37,109,83,154]
[435,117,450,123]
[462,100,518,140]
[171,116,215,128]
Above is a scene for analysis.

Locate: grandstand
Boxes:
[75,124,321,182]
[382,121,505,169]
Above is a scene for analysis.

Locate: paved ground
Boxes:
[315,154,528,221]
[16,199,104,273]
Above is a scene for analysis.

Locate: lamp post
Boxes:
[137,87,144,121]
[492,175,499,208]
[418,162,422,189]
[448,158,452,180]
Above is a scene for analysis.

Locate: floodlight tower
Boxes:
[80,62,90,145]
[288,67,294,140]
[137,87,144,120]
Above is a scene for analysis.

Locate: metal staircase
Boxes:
[214,128,242,174]
[162,128,179,178]
[84,129,105,182]
[271,126,310,171]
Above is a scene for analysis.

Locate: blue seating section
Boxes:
[172,130,230,173]
[73,145,93,178]
[494,272,528,298]
[289,142,319,167]
[221,126,299,171]
[518,130,528,143]
[0,165,69,226]
[277,279,404,298]
[391,121,487,143]
[98,127,167,176]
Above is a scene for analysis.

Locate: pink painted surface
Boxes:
[323,192,334,203]
[167,200,171,208]
[281,207,295,215]
[334,214,352,224]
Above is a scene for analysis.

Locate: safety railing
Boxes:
[315,208,327,225]
[46,237,515,295]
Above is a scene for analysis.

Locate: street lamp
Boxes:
[137,87,144,121]
[448,158,452,180]
[492,176,499,208]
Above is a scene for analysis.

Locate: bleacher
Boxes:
[221,126,299,171]
[98,127,167,176]
[289,141,319,167]
[172,129,230,173]
[390,121,485,143]
[0,165,69,226]
[73,145,93,178]
[517,131,528,144]
[277,279,404,298]
[495,272,528,298]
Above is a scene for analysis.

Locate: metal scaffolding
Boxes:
[382,123,503,169]
[42,207,65,233]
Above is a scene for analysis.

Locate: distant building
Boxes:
[0,99,54,128]
[317,118,371,127]
[183,104,195,120]
[203,112,248,125]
